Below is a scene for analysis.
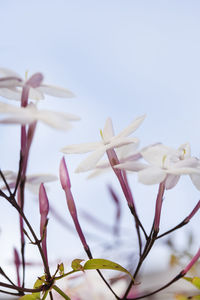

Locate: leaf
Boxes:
[71,259,84,271]
[58,263,64,275]
[184,277,200,290]
[34,276,45,289]
[83,258,134,281]
[175,295,188,300]
[19,294,40,300]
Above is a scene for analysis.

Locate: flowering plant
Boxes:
[0,68,199,300]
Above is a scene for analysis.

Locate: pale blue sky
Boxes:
[0,0,200,287]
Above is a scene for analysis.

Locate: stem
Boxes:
[122,183,165,299]
[106,149,146,257]
[0,281,43,293]
[127,272,183,299]
[52,285,71,300]
[157,199,200,239]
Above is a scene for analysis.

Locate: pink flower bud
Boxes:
[39,183,49,215]
[26,73,43,88]
[14,248,21,286]
[59,157,71,190]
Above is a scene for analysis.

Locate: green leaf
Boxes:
[34,276,46,289]
[191,296,200,300]
[184,277,200,290]
[58,263,64,275]
[83,259,134,281]
[71,259,84,271]
[19,294,40,300]
[175,295,188,300]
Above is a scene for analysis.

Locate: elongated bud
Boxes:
[39,183,49,266]
[14,248,21,287]
[26,73,43,88]
[39,183,49,215]
[59,157,91,256]
[21,73,43,107]
[59,156,71,189]
[154,182,165,233]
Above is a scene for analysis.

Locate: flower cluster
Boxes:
[0,67,199,300]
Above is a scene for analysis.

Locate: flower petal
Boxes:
[107,137,139,150]
[138,167,166,185]
[165,174,180,190]
[141,144,176,167]
[115,161,147,172]
[102,118,114,141]
[36,109,80,130]
[190,174,200,190]
[75,147,106,172]
[29,87,44,100]
[0,68,22,79]
[0,88,21,100]
[0,78,22,88]
[115,115,145,138]
[61,141,103,154]
[38,84,75,98]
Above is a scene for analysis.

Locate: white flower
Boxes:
[0,68,75,101]
[0,171,57,194]
[0,102,80,130]
[87,143,142,178]
[117,143,200,190]
[61,115,145,172]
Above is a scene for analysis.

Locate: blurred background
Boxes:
[0,0,200,298]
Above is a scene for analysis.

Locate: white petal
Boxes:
[35,109,79,130]
[107,137,139,150]
[0,101,22,113]
[102,118,114,141]
[173,157,200,168]
[115,115,145,138]
[29,87,44,100]
[0,116,34,125]
[190,174,200,190]
[0,88,21,100]
[141,144,176,167]
[115,161,147,172]
[0,78,22,88]
[0,68,22,79]
[61,141,103,154]
[138,167,166,185]
[117,143,139,159]
[178,143,191,158]
[166,167,200,175]
[75,147,106,172]
[165,174,180,190]
[38,84,75,98]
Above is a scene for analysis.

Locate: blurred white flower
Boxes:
[61,115,145,172]
[58,271,127,300]
[0,102,80,130]
[116,143,200,190]
[0,68,75,101]
[0,171,57,194]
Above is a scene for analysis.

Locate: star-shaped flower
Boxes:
[0,68,75,101]
[0,102,80,130]
[116,143,200,190]
[61,115,145,172]
[87,143,143,178]
[0,171,57,194]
